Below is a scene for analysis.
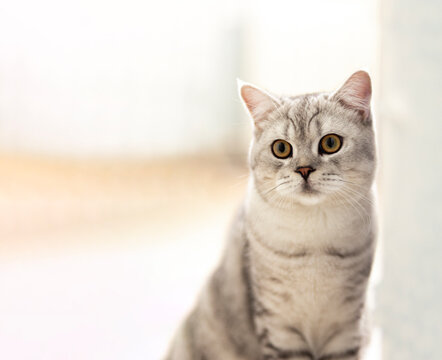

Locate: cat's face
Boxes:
[240,71,376,208]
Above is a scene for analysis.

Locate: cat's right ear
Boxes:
[238,79,280,131]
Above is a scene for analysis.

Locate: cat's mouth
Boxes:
[293,182,325,206]
[300,182,320,194]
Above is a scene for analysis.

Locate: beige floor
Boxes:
[0,153,248,359]
[0,153,248,256]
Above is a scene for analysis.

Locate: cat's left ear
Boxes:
[331,71,372,121]
[238,79,280,131]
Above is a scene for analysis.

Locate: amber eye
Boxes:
[271,140,292,159]
[319,134,342,154]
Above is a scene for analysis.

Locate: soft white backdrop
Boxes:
[1,0,440,359]
[0,0,377,157]
[1,1,380,359]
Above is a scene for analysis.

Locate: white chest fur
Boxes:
[245,186,374,352]
[246,185,372,254]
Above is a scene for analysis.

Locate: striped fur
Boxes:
[164,72,377,360]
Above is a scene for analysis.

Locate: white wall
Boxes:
[378,0,442,358]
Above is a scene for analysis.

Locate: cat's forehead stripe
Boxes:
[281,95,321,139]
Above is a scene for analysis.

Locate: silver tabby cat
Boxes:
[165,71,377,360]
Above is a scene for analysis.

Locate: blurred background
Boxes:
[0,0,441,359]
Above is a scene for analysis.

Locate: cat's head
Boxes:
[239,71,376,208]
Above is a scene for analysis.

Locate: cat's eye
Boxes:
[271,140,292,159]
[319,134,342,154]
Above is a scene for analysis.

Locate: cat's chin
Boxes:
[290,184,329,206]
[291,183,328,206]
[293,192,325,206]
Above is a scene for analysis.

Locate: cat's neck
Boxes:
[245,181,374,253]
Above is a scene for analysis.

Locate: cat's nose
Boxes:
[295,166,316,181]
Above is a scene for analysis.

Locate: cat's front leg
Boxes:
[254,318,314,360]
[254,318,363,360]
[316,324,363,360]
[317,349,359,360]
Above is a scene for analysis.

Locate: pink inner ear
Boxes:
[334,71,372,119]
[240,85,261,112]
[239,84,279,127]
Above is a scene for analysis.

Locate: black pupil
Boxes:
[326,136,335,148]
[278,142,286,153]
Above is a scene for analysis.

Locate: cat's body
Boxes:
[165,71,377,360]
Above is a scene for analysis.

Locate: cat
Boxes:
[164,71,377,360]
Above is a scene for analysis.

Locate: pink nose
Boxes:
[295,166,316,181]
